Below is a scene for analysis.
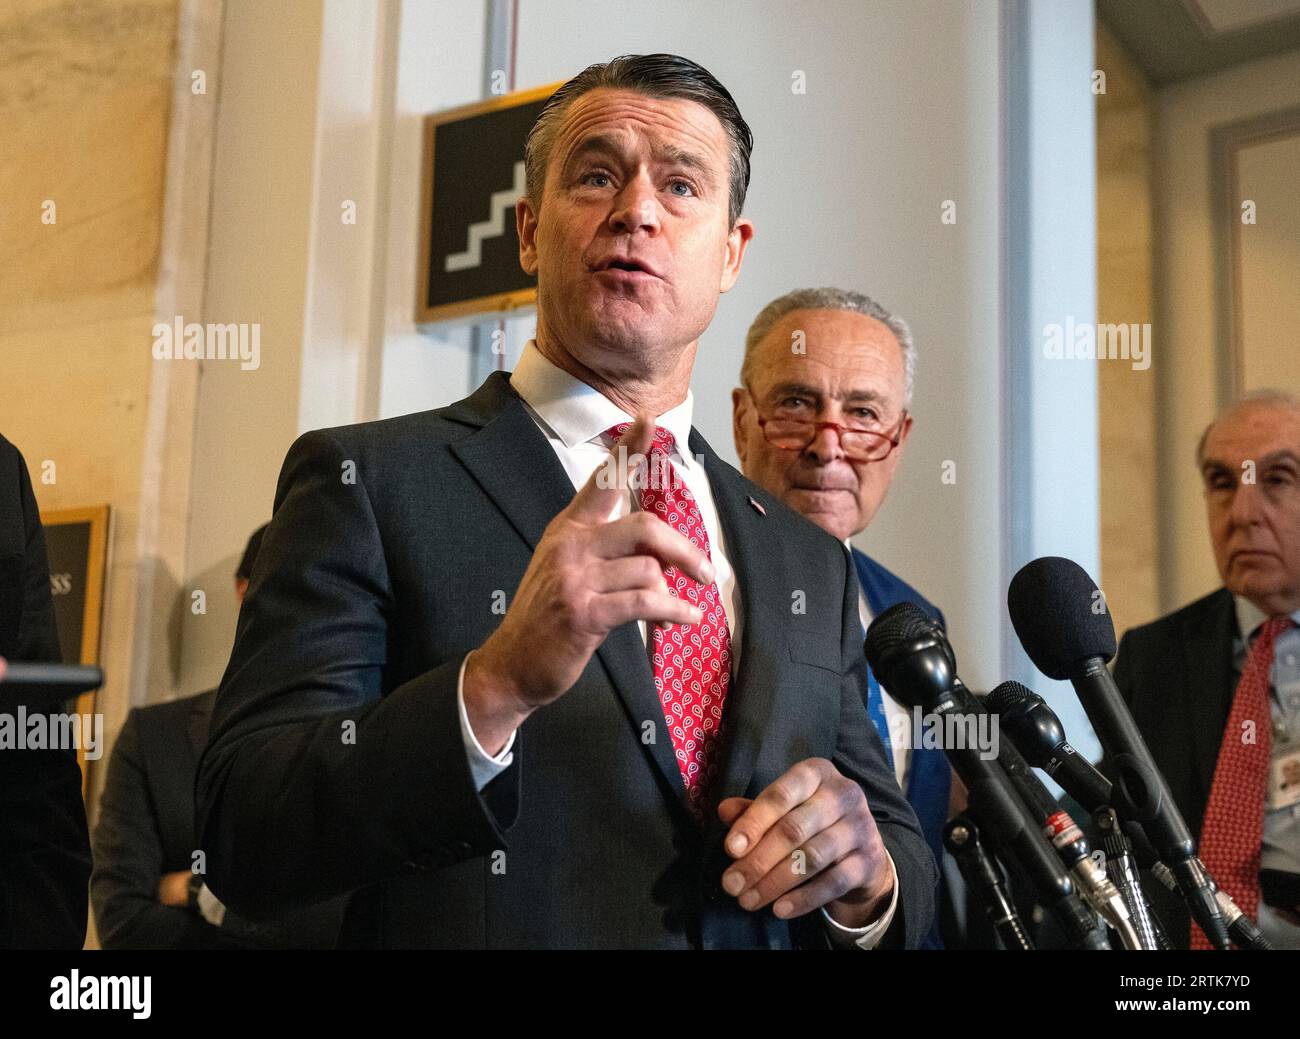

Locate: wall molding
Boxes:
[1209,103,1300,403]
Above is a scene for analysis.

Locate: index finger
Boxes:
[567,413,655,522]
[723,761,823,858]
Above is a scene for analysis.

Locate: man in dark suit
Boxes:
[196,54,936,949]
[732,288,954,947]
[1114,390,1300,949]
[93,525,343,949]
[0,432,91,949]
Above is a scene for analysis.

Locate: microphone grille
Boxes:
[864,601,939,673]
[984,680,1035,715]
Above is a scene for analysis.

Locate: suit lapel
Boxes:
[449,373,577,554]
[450,373,688,812]
[693,432,793,803]
[1181,588,1237,802]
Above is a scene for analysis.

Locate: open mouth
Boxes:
[595,257,660,279]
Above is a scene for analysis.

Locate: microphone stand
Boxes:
[944,814,1034,950]
[1094,808,1165,950]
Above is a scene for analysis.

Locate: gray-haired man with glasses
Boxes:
[733,287,954,947]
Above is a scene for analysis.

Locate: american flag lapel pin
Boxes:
[747,495,766,516]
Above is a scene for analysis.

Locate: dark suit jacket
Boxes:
[1112,587,1237,947]
[196,372,937,949]
[0,433,91,949]
[92,690,345,949]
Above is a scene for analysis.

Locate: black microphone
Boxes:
[987,681,1164,947]
[978,681,1137,945]
[984,681,1114,812]
[1007,556,1230,950]
[986,682,1173,867]
[865,602,1109,949]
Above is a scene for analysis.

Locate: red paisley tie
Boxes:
[605,422,732,819]
[1192,616,1292,949]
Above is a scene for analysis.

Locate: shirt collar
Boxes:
[509,340,695,457]
[1233,594,1300,642]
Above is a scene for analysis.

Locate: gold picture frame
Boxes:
[415,82,562,326]
[39,505,110,797]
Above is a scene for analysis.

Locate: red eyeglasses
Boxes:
[754,408,908,463]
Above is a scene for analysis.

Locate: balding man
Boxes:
[732,288,951,946]
[1115,390,1300,949]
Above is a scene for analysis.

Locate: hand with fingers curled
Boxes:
[717,757,895,929]
[463,414,715,756]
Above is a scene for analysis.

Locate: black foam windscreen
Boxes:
[1006,557,1117,680]
[863,601,938,674]
[984,679,1035,716]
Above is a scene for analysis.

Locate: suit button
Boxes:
[399,860,419,874]
[451,841,471,857]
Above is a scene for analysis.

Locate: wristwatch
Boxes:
[186,872,205,912]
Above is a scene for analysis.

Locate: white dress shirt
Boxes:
[850,565,913,790]
[454,341,896,947]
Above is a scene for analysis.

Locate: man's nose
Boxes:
[1228,478,1267,527]
[803,423,847,464]
[608,176,660,235]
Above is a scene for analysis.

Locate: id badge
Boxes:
[1269,745,1300,810]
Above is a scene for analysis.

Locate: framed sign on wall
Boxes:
[415,83,560,326]
[40,505,109,795]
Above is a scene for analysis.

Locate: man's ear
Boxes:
[732,386,749,469]
[894,412,914,458]
[719,218,755,293]
[517,197,539,276]
[894,413,915,449]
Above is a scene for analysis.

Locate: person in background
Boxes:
[0,432,91,949]
[1115,390,1300,949]
[732,288,955,947]
[92,523,344,949]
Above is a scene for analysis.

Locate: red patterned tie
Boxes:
[1192,616,1292,949]
[605,422,732,819]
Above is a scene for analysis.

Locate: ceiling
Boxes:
[1097,0,1300,83]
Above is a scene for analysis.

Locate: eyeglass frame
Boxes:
[743,386,910,463]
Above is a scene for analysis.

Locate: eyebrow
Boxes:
[765,381,889,405]
[1261,451,1300,467]
[565,134,716,185]
[1201,450,1300,477]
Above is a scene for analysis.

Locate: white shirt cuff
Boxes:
[819,850,899,949]
[457,654,516,791]
[197,882,226,927]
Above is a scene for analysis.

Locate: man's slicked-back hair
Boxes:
[523,53,753,228]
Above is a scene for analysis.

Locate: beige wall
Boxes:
[1096,24,1159,637]
[0,0,193,948]
[1235,128,1300,392]
[177,0,323,699]
[1153,47,1300,611]
[0,0,181,791]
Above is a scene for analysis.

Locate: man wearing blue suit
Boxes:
[733,287,952,946]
